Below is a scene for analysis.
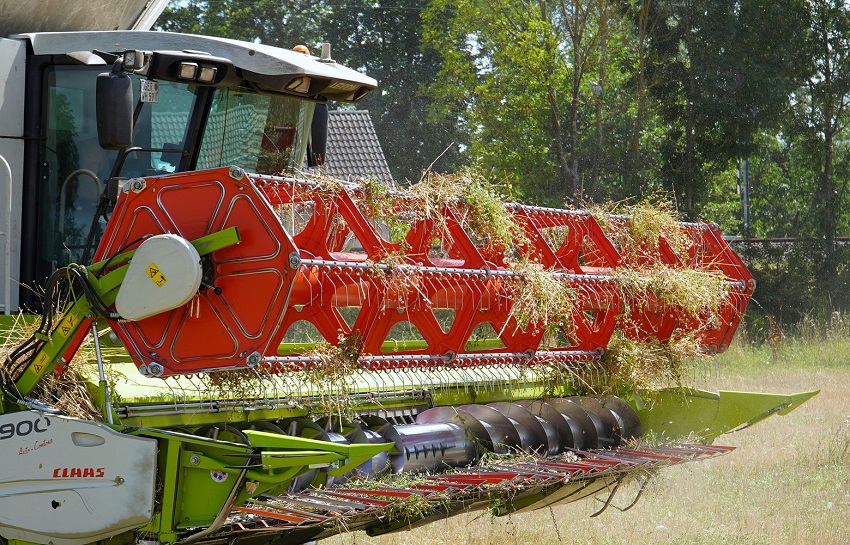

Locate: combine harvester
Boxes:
[0,2,817,545]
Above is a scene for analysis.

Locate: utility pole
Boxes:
[743,157,750,236]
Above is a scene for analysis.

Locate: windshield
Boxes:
[41,65,313,270]
[198,88,313,174]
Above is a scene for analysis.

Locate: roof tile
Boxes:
[325,110,393,183]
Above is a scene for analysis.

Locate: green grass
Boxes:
[323,336,850,545]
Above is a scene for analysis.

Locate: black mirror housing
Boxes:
[308,103,329,167]
[96,62,134,150]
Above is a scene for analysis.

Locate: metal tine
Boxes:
[405,366,416,390]
[425,273,439,309]
[250,366,269,406]
[356,271,367,306]
[462,366,475,393]
[368,366,381,394]
[296,267,313,306]
[386,368,396,392]
[181,373,202,405]
[497,364,509,392]
[506,364,516,391]
[391,368,402,391]
[474,366,486,394]
[386,368,396,391]
[440,273,450,311]
[435,367,447,397]
[445,366,456,397]
[449,367,460,393]
[429,367,439,396]
[360,366,373,393]
[163,376,183,412]
[450,275,460,311]
[344,267,356,307]
[289,180,297,233]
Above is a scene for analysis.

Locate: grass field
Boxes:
[325,337,850,545]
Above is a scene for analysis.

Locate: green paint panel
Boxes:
[633,388,819,442]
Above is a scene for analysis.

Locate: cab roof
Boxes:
[17,30,377,102]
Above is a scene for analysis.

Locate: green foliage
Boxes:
[620,0,811,216]
[156,0,850,322]
[159,0,325,48]
[735,241,850,336]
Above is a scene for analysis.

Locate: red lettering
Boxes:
[52,466,106,478]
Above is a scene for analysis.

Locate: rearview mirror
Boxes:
[96,61,134,150]
[308,103,328,167]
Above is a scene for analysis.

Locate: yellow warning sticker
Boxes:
[33,353,48,374]
[147,263,167,287]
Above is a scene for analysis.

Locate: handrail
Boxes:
[0,154,12,315]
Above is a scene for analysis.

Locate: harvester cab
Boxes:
[0,6,818,545]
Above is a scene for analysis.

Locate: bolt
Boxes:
[229,166,245,181]
[246,352,262,367]
[147,363,165,377]
[289,252,302,269]
[190,455,200,466]
[129,179,146,192]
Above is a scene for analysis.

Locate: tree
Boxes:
[626,0,810,217]
[423,0,620,204]
[159,0,462,184]
[158,0,325,47]
[790,0,850,244]
[318,0,465,182]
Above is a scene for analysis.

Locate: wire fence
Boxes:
[729,238,850,340]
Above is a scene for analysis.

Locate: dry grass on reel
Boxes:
[589,197,691,261]
[615,265,729,321]
[200,367,273,402]
[600,329,706,395]
[405,170,528,252]
[365,252,428,306]
[302,333,364,419]
[505,260,577,334]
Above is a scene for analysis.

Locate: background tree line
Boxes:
[158,0,850,336]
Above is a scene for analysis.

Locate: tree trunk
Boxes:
[570,48,582,203]
[590,0,608,200]
[541,0,573,198]
[629,0,650,195]
[548,86,573,197]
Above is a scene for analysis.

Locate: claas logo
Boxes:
[52,467,106,478]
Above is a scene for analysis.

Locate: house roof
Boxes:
[325,110,393,183]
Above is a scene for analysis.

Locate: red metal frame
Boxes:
[94,169,753,377]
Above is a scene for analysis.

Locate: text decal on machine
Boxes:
[53,467,106,478]
[0,417,50,440]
